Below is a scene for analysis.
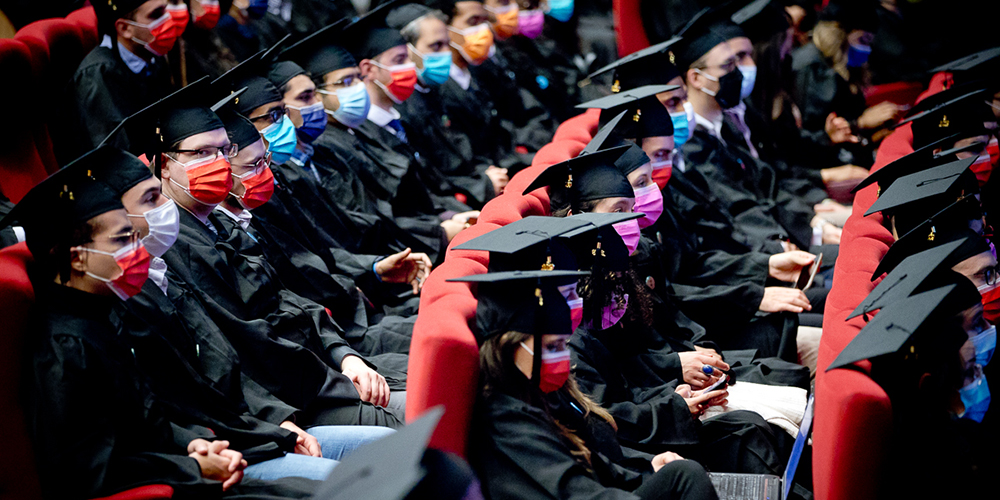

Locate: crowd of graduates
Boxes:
[0,0,997,498]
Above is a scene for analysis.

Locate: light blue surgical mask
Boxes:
[290,102,326,144]
[261,115,297,165]
[546,0,574,22]
[319,83,371,129]
[846,42,871,68]
[958,371,990,423]
[738,64,756,101]
[971,325,996,367]
[670,101,694,148]
[410,45,452,86]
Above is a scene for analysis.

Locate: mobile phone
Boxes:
[703,374,729,393]
[795,253,823,290]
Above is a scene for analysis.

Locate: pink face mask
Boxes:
[518,9,545,38]
[612,218,641,255]
[599,293,629,330]
[632,183,663,228]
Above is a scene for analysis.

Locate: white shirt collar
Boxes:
[367,104,401,127]
[215,205,253,231]
[148,256,169,296]
[449,64,472,91]
[693,111,724,140]
[101,34,149,75]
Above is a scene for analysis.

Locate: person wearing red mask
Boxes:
[62,0,186,160]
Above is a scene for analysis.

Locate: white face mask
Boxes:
[127,199,180,258]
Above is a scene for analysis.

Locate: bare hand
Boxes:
[452,211,480,224]
[760,287,812,313]
[780,240,798,252]
[280,421,322,457]
[678,352,730,389]
[768,251,815,282]
[684,388,729,416]
[341,355,391,407]
[857,101,901,130]
[821,223,842,245]
[651,452,685,472]
[820,165,869,185]
[440,219,466,241]
[824,112,860,144]
[485,166,509,195]
[190,440,242,489]
[375,248,432,294]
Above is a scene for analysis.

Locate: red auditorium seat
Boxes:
[864,81,925,108]
[0,39,50,202]
[67,6,100,51]
[0,243,175,500]
[613,0,650,57]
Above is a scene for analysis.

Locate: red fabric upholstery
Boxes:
[91,485,176,500]
[66,6,100,52]
[406,112,600,456]
[0,39,50,202]
[613,0,650,57]
[863,81,925,108]
[551,109,601,144]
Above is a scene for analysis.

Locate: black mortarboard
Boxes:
[828,283,979,371]
[851,132,979,194]
[873,215,988,281]
[732,0,790,43]
[0,146,126,259]
[847,238,969,320]
[386,3,434,31]
[671,7,733,72]
[92,147,155,197]
[864,156,978,217]
[215,103,263,151]
[92,0,147,35]
[522,146,633,212]
[343,0,406,61]
[559,212,641,273]
[898,86,996,150]
[312,406,452,500]
[931,46,1000,74]
[578,85,677,140]
[212,40,290,116]
[267,61,307,91]
[280,19,356,80]
[426,0,460,18]
[817,0,878,33]
[453,216,592,255]
[587,37,684,92]
[580,110,629,156]
[615,143,652,175]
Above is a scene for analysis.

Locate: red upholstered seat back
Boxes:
[613,0,650,57]
[0,39,49,202]
[406,113,594,456]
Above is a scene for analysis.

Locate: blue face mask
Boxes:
[247,0,269,19]
[846,42,871,68]
[410,45,452,86]
[320,83,371,129]
[261,115,297,165]
[738,65,756,101]
[971,325,996,367]
[546,0,574,22]
[959,372,990,423]
[670,101,693,148]
[291,102,326,144]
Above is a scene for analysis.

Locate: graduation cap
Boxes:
[864,156,978,218]
[580,110,628,155]
[847,238,969,320]
[92,0,147,35]
[311,406,477,500]
[898,86,996,150]
[267,61,308,92]
[522,146,633,212]
[817,0,878,34]
[578,85,677,140]
[930,46,1000,82]
[852,132,983,194]
[212,37,291,117]
[213,90,263,150]
[453,216,592,255]
[386,3,436,31]
[873,212,987,281]
[615,144,653,176]
[587,37,684,92]
[671,6,742,72]
[0,146,126,260]
[279,18,356,81]
[340,0,406,61]
[731,0,790,43]
[559,212,641,273]
[828,282,979,372]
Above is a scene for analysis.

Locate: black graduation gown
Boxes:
[397,85,496,209]
[495,35,583,123]
[789,43,868,133]
[58,45,174,161]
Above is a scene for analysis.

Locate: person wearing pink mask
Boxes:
[63,0,186,159]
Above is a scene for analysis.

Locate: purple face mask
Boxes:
[518,9,545,38]
[612,218,641,255]
[598,293,629,329]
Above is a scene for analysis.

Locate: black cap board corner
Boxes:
[863,156,978,217]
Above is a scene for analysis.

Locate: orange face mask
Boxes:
[449,23,494,65]
[487,4,520,40]
[168,154,234,205]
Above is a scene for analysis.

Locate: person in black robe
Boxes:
[8,152,319,498]
[58,0,180,161]
[459,268,719,500]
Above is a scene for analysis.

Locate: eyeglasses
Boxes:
[317,73,362,90]
[84,229,140,249]
[169,144,238,163]
[975,263,1000,287]
[231,152,272,177]
[248,106,287,125]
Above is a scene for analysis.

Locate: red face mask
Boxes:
[568,298,584,332]
[988,136,999,169]
[651,160,673,190]
[372,62,418,104]
[521,342,571,393]
[77,241,152,300]
[971,154,993,187]
[232,166,275,209]
[193,0,221,29]
[127,8,187,57]
[982,284,1000,324]
[169,154,233,205]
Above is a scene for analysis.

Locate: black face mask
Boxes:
[713,68,744,109]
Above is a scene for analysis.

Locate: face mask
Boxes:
[612,218,641,255]
[76,241,152,300]
[247,0,269,19]
[696,68,743,109]
[261,115,297,165]
[598,293,629,329]
[232,166,275,209]
[168,153,233,205]
[958,371,990,423]
[988,136,999,170]
[371,61,418,104]
[632,183,663,228]
[970,154,993,187]
[289,102,327,144]
[737,64,756,101]
[519,342,571,393]
[971,325,996,367]
[518,9,545,38]
[546,0,574,22]
[409,45,452,86]
[651,160,673,190]
[487,4,519,40]
[124,10,185,57]
[980,283,1000,324]
[126,200,179,258]
[670,110,691,148]
[846,42,871,68]
[567,297,584,332]
[449,23,494,66]
[193,0,221,30]
[320,84,371,129]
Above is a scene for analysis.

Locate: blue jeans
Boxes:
[244,425,396,480]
